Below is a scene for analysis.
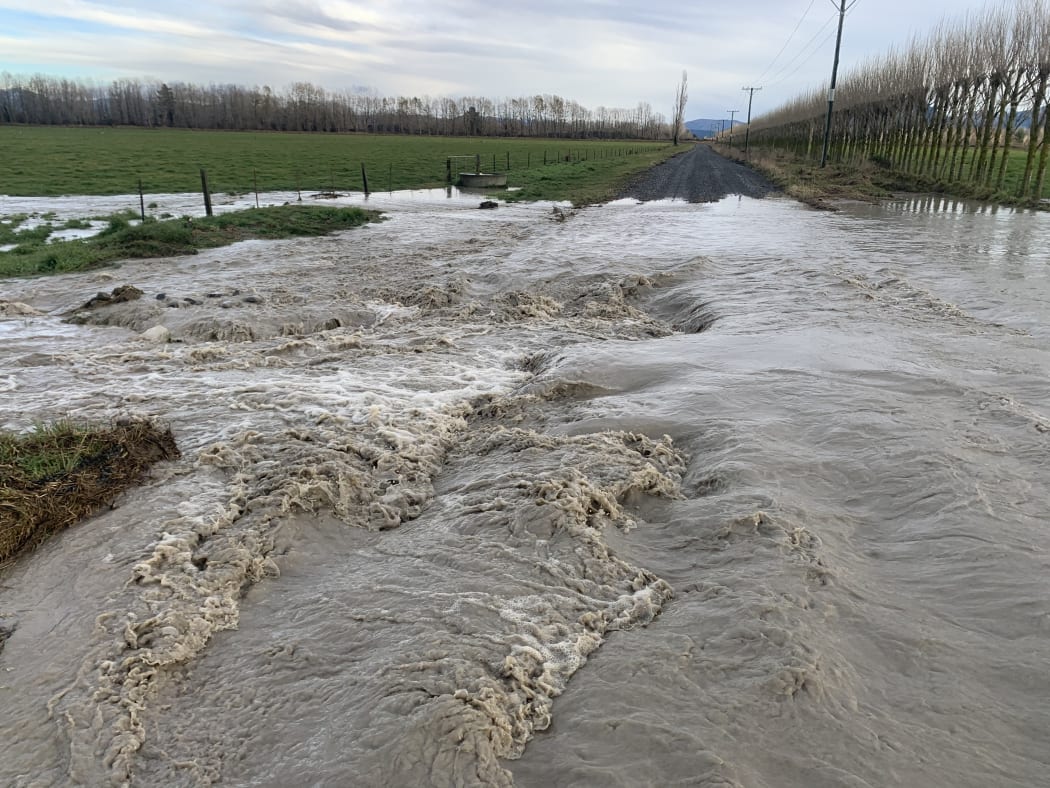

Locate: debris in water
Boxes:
[75,284,144,312]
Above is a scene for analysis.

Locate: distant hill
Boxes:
[685,118,742,139]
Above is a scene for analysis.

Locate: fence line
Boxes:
[116,144,669,213]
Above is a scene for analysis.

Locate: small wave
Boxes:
[833,267,1024,335]
[977,392,1050,435]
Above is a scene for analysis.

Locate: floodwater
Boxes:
[1,190,1048,787]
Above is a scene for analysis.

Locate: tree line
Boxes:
[745,0,1050,201]
[0,73,671,141]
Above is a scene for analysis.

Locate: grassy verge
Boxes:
[502,146,689,204]
[714,142,1049,210]
[0,204,380,278]
[713,144,892,209]
[0,420,180,567]
[1,126,676,200]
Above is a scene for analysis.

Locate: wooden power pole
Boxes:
[742,86,762,156]
[820,0,852,168]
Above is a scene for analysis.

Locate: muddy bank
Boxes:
[0,420,179,567]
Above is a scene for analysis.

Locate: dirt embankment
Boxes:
[617,143,779,203]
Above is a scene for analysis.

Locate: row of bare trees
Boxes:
[745,0,1050,201]
[0,73,670,140]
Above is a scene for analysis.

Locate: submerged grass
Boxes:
[0,204,380,278]
[0,216,51,246]
[0,420,180,567]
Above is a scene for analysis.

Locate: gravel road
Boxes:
[619,143,779,203]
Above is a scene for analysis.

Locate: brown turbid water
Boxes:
[1,188,1048,787]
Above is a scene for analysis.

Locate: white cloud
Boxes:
[0,0,998,120]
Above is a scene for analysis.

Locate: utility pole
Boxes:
[720,118,726,142]
[742,86,762,156]
[727,110,739,147]
[820,0,851,168]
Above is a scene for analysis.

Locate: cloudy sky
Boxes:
[0,0,994,121]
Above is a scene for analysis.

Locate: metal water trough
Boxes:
[447,155,508,189]
[457,172,508,188]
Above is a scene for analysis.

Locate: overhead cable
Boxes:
[754,0,819,83]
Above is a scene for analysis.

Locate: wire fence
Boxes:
[127,145,666,217]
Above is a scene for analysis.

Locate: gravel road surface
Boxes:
[619,143,779,203]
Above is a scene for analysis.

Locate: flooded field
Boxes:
[1,190,1048,786]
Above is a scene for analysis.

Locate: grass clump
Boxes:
[0,420,180,566]
[0,204,380,278]
[0,421,109,483]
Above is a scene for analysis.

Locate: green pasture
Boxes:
[877,145,1050,203]
[991,148,1049,200]
[0,126,680,203]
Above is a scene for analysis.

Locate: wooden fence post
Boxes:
[475,154,480,174]
[506,151,510,170]
[253,168,259,208]
[138,179,145,221]
[200,168,213,216]
[446,158,452,184]
[361,163,370,195]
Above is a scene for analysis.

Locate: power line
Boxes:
[765,0,860,89]
[763,10,839,87]
[764,23,838,88]
[753,0,818,83]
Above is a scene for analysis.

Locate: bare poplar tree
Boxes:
[672,70,688,145]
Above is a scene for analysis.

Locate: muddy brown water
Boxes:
[1,190,1048,787]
